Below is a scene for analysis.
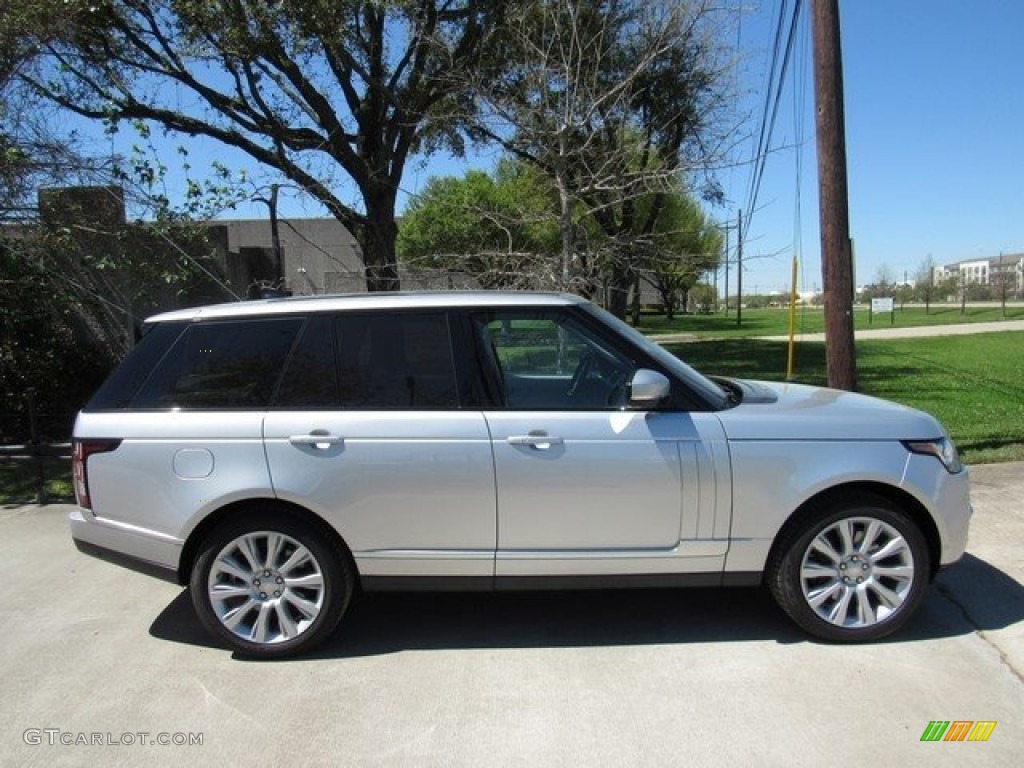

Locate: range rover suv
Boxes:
[70,292,971,657]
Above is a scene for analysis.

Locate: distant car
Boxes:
[71,292,971,657]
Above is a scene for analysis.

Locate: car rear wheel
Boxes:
[768,494,930,642]
[190,511,353,658]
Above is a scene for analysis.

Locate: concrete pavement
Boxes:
[648,318,1024,344]
[1,463,1021,767]
[756,318,1024,342]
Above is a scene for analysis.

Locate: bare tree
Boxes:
[913,254,937,314]
[468,0,734,314]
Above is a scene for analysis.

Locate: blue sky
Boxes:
[84,1,1024,296]
[731,0,1024,293]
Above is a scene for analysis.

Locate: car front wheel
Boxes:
[768,495,931,642]
[190,511,353,658]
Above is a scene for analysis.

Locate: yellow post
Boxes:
[786,255,798,380]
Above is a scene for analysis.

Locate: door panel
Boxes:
[487,410,730,576]
[486,410,729,554]
[264,412,496,577]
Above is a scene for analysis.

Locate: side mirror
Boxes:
[628,368,670,406]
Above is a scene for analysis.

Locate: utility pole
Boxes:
[736,209,743,327]
[724,225,730,314]
[811,0,857,391]
[718,218,738,314]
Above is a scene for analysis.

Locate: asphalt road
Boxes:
[1,463,1021,767]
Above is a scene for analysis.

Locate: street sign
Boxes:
[871,297,894,313]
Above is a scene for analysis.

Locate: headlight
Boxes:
[903,436,963,474]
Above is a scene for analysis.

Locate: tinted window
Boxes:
[336,313,458,408]
[476,311,634,409]
[275,315,339,407]
[86,322,188,410]
[131,317,303,409]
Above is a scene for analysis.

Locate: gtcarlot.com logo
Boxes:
[23,729,203,747]
[920,721,997,742]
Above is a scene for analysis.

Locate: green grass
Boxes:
[665,331,1024,465]
[638,304,1024,339]
[0,458,73,505]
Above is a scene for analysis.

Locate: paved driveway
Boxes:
[2,464,1022,767]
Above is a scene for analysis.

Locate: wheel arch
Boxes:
[177,498,358,587]
[764,481,941,585]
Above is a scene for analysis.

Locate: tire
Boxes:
[767,493,931,642]
[190,510,354,658]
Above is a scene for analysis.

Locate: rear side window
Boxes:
[131,317,304,409]
[335,313,458,408]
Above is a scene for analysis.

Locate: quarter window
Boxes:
[131,317,303,409]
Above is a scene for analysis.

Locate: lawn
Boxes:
[0,457,73,505]
[665,331,1024,465]
[638,303,1024,339]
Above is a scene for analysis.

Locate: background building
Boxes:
[936,253,1024,296]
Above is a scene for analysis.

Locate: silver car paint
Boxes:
[69,292,972,587]
[264,411,497,578]
[70,411,271,570]
[486,409,731,576]
[716,380,971,573]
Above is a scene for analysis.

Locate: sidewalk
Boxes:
[648,318,1024,345]
[757,318,1024,342]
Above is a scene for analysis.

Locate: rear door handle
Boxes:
[288,432,344,449]
[507,432,564,450]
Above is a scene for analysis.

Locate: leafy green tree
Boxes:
[398,160,560,288]
[636,190,722,319]
[19,0,508,291]
[0,236,111,441]
[399,158,719,311]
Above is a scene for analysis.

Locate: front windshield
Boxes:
[580,303,730,410]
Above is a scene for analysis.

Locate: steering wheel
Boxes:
[566,350,596,398]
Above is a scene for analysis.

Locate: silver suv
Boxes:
[71,292,971,657]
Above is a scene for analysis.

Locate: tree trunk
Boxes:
[607,256,632,319]
[555,170,574,291]
[630,271,641,326]
[661,287,676,321]
[358,187,401,292]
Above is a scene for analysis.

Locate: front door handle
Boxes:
[289,431,344,449]
[507,432,564,450]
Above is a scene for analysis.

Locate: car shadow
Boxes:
[149,553,1024,660]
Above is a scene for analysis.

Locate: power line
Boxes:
[741,0,805,251]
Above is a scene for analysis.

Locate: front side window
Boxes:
[475,311,634,409]
[132,317,303,409]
